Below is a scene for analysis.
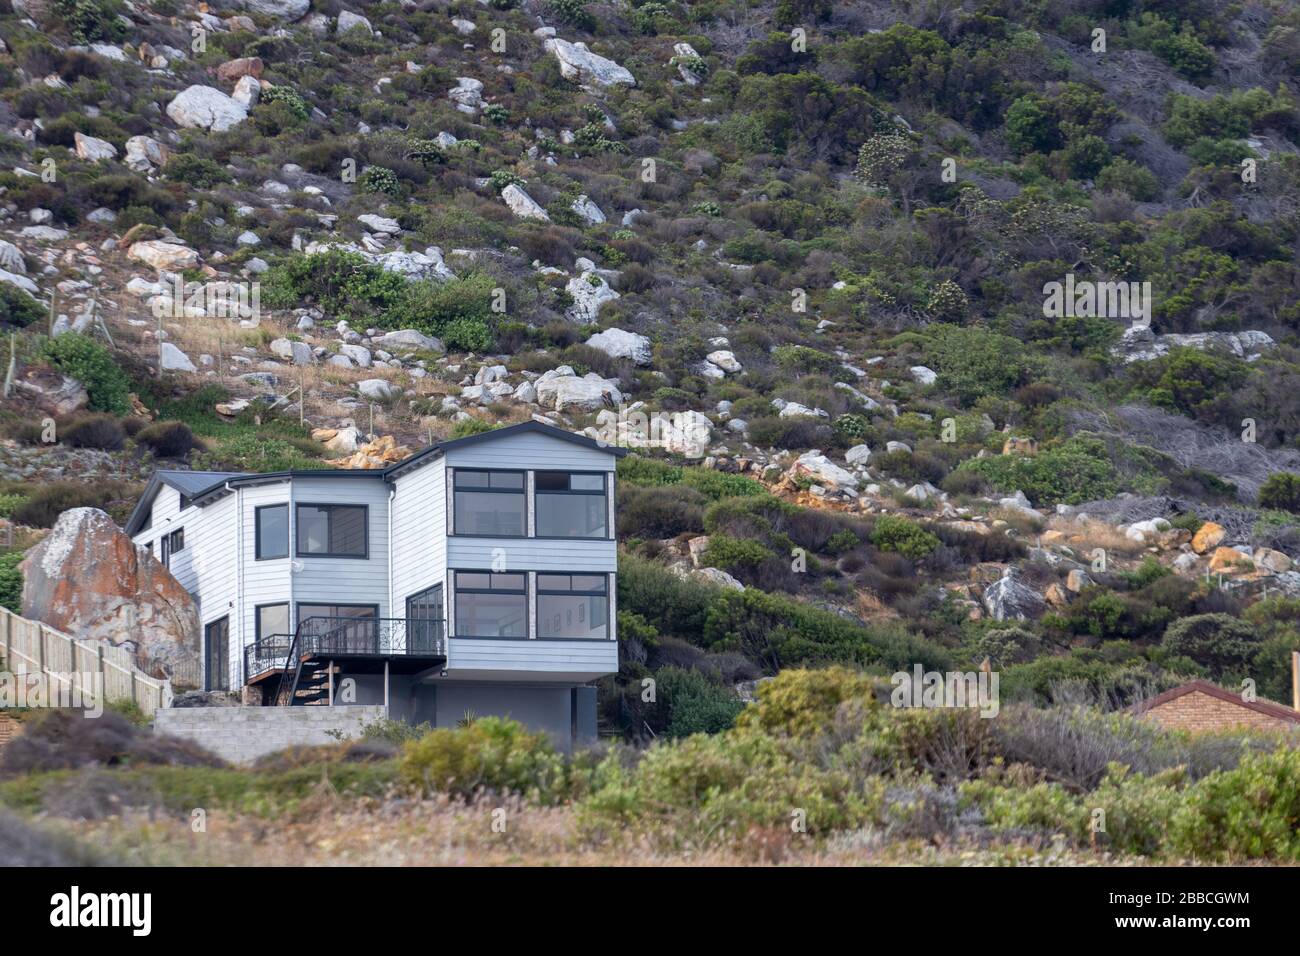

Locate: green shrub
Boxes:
[41,334,132,415]
[654,667,744,737]
[1170,747,1300,860]
[547,0,596,31]
[702,534,775,571]
[0,552,21,613]
[135,421,198,459]
[871,515,939,559]
[955,436,1119,506]
[61,414,125,451]
[260,84,310,120]
[162,154,232,190]
[1160,614,1257,679]
[616,456,765,500]
[735,666,876,737]
[1260,473,1300,514]
[359,166,401,197]
[398,716,568,803]
[52,0,127,44]
[382,274,498,352]
[0,285,43,329]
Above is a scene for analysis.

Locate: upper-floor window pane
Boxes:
[454,470,525,536]
[535,472,607,538]
[296,504,367,557]
[256,504,289,560]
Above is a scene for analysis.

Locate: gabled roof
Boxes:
[386,419,626,477]
[1130,679,1300,724]
[126,421,624,534]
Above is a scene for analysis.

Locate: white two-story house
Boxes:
[125,421,623,748]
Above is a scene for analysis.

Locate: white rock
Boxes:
[340,344,372,367]
[0,267,38,295]
[565,270,619,324]
[0,240,26,274]
[845,444,872,467]
[571,194,606,225]
[160,342,197,372]
[501,183,550,221]
[375,329,442,352]
[166,85,248,132]
[910,365,938,386]
[231,75,261,108]
[358,378,401,401]
[237,231,260,246]
[358,214,401,234]
[337,10,372,33]
[885,440,912,454]
[544,38,635,87]
[706,349,741,373]
[586,328,652,365]
[128,240,199,271]
[124,136,168,172]
[73,132,117,162]
[241,0,310,19]
[794,451,859,490]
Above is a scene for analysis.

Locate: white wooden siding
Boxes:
[390,458,448,615]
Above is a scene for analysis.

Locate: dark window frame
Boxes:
[295,503,369,559]
[168,527,185,554]
[255,503,290,561]
[451,468,528,539]
[533,471,611,540]
[204,616,230,692]
[254,601,291,640]
[536,572,612,641]
[453,570,529,640]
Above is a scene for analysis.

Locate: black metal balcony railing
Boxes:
[243,617,446,684]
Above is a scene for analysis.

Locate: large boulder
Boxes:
[129,239,199,271]
[565,269,619,324]
[544,38,636,87]
[166,85,248,133]
[19,508,201,680]
[585,327,652,365]
[73,132,117,162]
[124,135,169,172]
[501,183,550,221]
[239,0,310,18]
[793,451,858,490]
[14,366,88,416]
[535,367,622,412]
[981,568,1047,622]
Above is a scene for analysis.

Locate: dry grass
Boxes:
[38,795,1132,867]
[1044,517,1148,559]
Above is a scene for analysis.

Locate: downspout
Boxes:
[387,485,395,621]
[226,482,242,690]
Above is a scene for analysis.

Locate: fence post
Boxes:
[37,625,45,674]
[129,669,137,711]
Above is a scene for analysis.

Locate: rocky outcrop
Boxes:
[545,38,636,87]
[19,508,201,680]
[13,366,88,416]
[324,434,413,469]
[1113,324,1276,364]
[535,366,622,412]
[585,328,651,365]
[166,85,249,133]
[239,0,309,19]
[128,239,199,271]
[124,135,169,172]
[981,568,1047,621]
[565,268,619,324]
[73,132,117,162]
[501,183,550,221]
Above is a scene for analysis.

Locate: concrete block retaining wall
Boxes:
[154,705,388,764]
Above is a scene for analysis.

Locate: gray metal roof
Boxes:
[156,470,249,497]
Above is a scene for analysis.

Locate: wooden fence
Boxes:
[0,607,178,717]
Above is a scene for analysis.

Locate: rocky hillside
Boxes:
[2,0,1300,735]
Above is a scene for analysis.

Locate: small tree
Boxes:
[1260,473,1300,514]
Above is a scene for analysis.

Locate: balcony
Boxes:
[244,616,447,685]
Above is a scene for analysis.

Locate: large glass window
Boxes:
[535,472,608,538]
[296,504,367,557]
[455,572,527,638]
[406,585,444,652]
[537,574,609,640]
[256,603,290,639]
[256,504,289,560]
[297,604,379,652]
[453,470,525,536]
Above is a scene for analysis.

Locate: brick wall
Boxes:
[154,705,388,764]
[1143,690,1298,733]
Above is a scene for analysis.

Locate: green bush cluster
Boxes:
[41,334,132,416]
